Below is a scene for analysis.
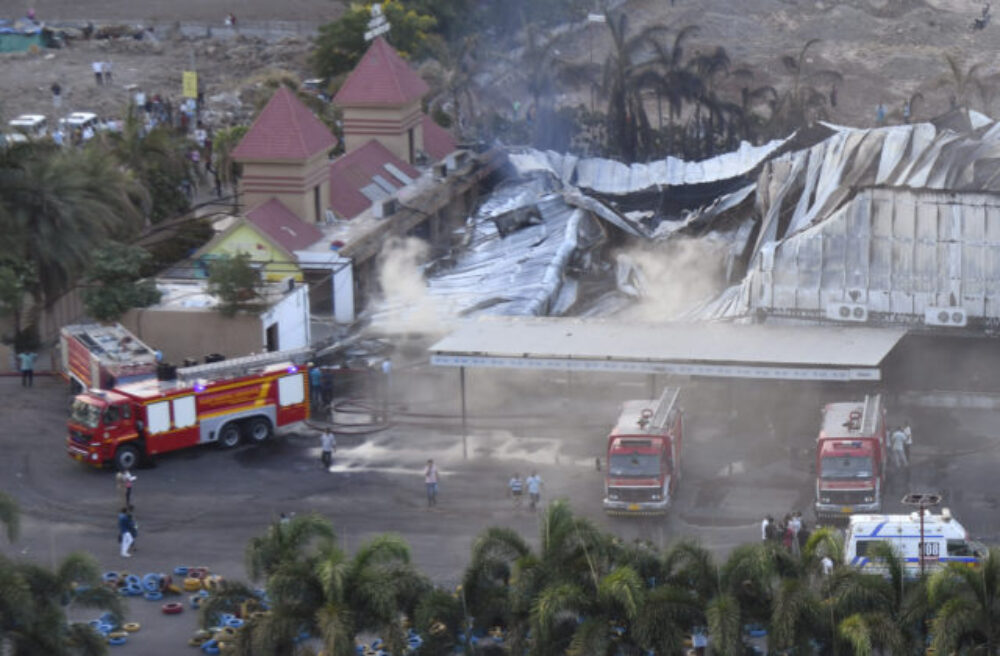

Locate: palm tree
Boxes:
[928,547,1000,655]
[769,39,843,136]
[642,25,703,156]
[244,513,336,582]
[0,551,124,655]
[935,54,985,111]
[210,125,249,202]
[600,11,671,161]
[0,142,144,306]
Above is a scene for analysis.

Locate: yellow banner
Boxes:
[182,71,198,99]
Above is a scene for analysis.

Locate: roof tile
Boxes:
[245,198,324,252]
[232,86,338,161]
[329,139,420,219]
[333,37,429,107]
[421,114,457,162]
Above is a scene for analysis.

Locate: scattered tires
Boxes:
[161,602,184,615]
[183,578,202,592]
[108,636,127,646]
[123,623,141,632]
[219,423,241,449]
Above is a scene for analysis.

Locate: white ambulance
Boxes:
[845,509,985,577]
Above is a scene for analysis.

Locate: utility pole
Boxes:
[902,493,942,576]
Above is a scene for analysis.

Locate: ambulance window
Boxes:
[947,540,973,556]
[147,401,171,434]
[278,373,305,406]
[172,396,197,428]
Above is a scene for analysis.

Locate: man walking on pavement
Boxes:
[18,350,37,387]
[903,420,913,461]
[424,459,439,507]
[118,507,137,557]
[320,428,336,470]
[526,470,543,511]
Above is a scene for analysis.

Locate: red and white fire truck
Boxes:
[60,323,159,391]
[603,387,683,516]
[814,394,888,520]
[67,349,311,470]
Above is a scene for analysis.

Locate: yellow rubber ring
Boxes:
[108,631,128,639]
[183,577,202,591]
[123,623,141,632]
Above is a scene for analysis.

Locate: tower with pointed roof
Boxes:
[231,86,338,224]
[333,36,430,165]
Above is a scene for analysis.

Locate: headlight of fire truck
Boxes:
[609,492,619,500]
[651,493,661,500]
[820,496,831,503]
[864,495,874,503]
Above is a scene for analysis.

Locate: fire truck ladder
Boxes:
[648,387,680,431]
[859,394,881,435]
[176,347,313,382]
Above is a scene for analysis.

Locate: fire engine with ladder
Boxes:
[814,394,888,520]
[67,348,312,470]
[603,387,683,516]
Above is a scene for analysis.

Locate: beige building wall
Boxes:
[121,308,261,365]
[237,150,331,224]
[342,103,424,163]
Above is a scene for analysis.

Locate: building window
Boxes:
[408,128,415,164]
[313,185,321,223]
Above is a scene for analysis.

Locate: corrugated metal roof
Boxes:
[430,317,907,375]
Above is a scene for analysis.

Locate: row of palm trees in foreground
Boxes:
[1,492,999,655]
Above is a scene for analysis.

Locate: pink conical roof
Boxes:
[333,36,429,107]
[231,86,338,161]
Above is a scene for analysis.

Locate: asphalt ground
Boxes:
[3,365,1000,654]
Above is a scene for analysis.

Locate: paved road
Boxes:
[3,367,1000,654]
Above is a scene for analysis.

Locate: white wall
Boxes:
[259,284,311,351]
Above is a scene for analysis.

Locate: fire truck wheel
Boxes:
[114,445,140,472]
[219,424,241,449]
[246,418,272,443]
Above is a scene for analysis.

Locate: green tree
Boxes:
[0,256,35,345]
[207,253,262,317]
[99,106,192,224]
[311,1,437,80]
[209,125,248,202]
[0,142,144,306]
[0,490,19,542]
[82,243,161,322]
[928,547,1000,655]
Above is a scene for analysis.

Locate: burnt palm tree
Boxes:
[935,54,985,111]
[600,11,671,161]
[770,39,843,136]
[642,25,703,156]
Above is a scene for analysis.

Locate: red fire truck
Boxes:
[603,387,683,516]
[60,323,159,391]
[67,349,311,470]
[814,394,888,520]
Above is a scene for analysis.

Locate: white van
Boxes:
[60,112,99,131]
[845,509,985,577]
[7,114,48,142]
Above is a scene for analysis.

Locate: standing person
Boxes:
[91,61,103,85]
[320,428,336,470]
[788,512,802,556]
[821,555,834,576]
[118,507,136,557]
[18,350,37,387]
[121,470,136,506]
[902,420,913,461]
[309,365,323,408]
[761,515,773,541]
[526,470,543,511]
[102,61,113,85]
[424,459,439,507]
[115,471,127,506]
[876,102,886,125]
[890,425,908,468]
[51,81,61,109]
[508,472,524,509]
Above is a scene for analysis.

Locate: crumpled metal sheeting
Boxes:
[747,187,1000,320]
[506,138,790,196]
[425,180,605,317]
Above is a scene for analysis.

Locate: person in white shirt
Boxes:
[526,471,543,511]
[508,473,524,509]
[92,61,103,85]
[320,429,336,469]
[821,556,834,576]
[902,420,913,460]
[761,516,771,541]
[890,427,908,468]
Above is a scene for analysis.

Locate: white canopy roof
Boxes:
[430,317,907,381]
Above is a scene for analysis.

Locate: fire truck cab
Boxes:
[67,350,310,471]
[603,387,682,516]
[814,395,887,520]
